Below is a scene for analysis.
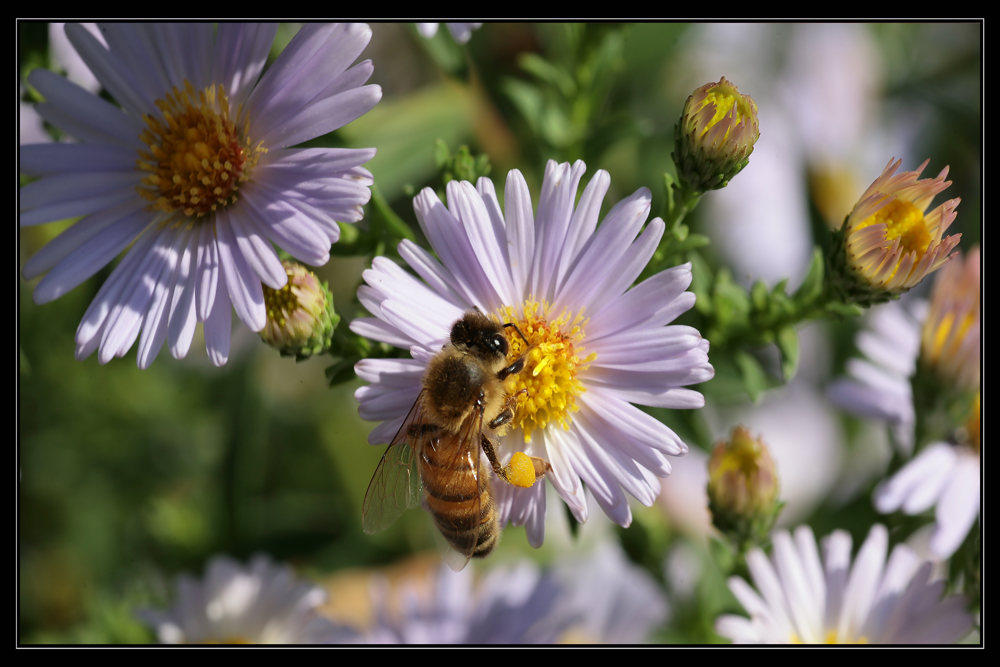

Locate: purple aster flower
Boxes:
[138,554,357,644]
[363,561,565,644]
[353,160,714,546]
[20,23,381,367]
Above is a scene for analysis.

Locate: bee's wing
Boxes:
[361,391,427,535]
[429,405,485,572]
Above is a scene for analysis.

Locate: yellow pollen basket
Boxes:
[136,81,265,220]
[856,199,932,258]
[505,452,537,488]
[497,301,594,443]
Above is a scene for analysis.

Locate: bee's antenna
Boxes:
[503,322,530,349]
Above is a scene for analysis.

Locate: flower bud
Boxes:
[673,76,760,192]
[830,158,961,306]
[707,426,781,548]
[260,261,339,360]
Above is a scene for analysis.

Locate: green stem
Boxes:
[370,184,415,244]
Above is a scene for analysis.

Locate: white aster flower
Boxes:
[716,524,973,644]
[353,160,714,545]
[364,561,566,644]
[827,299,926,453]
[139,554,355,644]
[20,23,381,368]
[875,394,980,560]
[416,22,482,44]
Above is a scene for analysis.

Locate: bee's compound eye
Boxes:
[490,333,508,356]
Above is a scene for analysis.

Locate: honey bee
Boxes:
[362,310,551,571]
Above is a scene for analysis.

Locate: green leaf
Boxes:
[776,326,800,381]
[793,248,825,305]
[750,280,768,312]
[734,351,767,403]
[518,53,577,98]
[325,358,359,387]
[825,301,865,318]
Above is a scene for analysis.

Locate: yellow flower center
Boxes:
[136,81,265,220]
[497,301,595,443]
[790,630,868,644]
[856,198,932,258]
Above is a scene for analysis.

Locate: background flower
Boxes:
[20,23,381,368]
[716,524,973,644]
[139,554,356,644]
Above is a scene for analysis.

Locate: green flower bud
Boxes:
[707,426,782,549]
[261,261,339,360]
[673,76,759,193]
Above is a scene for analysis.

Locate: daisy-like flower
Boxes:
[20,23,381,368]
[836,158,960,301]
[827,299,925,453]
[139,554,356,644]
[416,22,482,44]
[353,160,714,545]
[716,524,973,644]
[549,542,669,643]
[363,561,566,644]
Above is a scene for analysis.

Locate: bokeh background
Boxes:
[19,22,981,643]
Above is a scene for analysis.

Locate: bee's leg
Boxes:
[480,431,551,488]
[480,434,508,480]
[487,389,527,430]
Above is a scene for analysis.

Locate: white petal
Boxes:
[168,230,199,359]
[503,169,535,299]
[556,169,610,289]
[873,443,956,514]
[528,160,586,301]
[929,453,980,558]
[137,226,190,368]
[448,180,516,308]
[204,267,232,366]
[215,209,266,331]
[194,222,219,321]
[836,524,886,642]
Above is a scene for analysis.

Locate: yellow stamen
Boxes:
[136,81,265,222]
[496,300,595,443]
[854,199,932,258]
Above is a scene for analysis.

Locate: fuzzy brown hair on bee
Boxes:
[362,310,551,571]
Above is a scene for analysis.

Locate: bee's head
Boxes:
[451,311,508,361]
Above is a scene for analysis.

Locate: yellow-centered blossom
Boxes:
[842,158,960,294]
